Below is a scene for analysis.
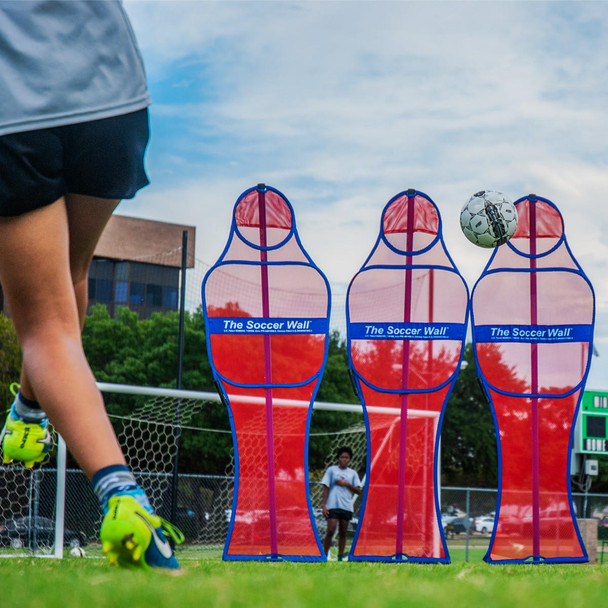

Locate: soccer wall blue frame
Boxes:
[470,194,595,564]
[346,189,469,563]
[202,184,331,561]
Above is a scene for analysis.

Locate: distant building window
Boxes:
[115,281,128,303]
[96,279,113,302]
[130,282,145,305]
[91,259,114,280]
[147,267,163,284]
[115,262,129,281]
[88,277,96,300]
[130,262,148,282]
[162,266,179,284]
[146,284,162,307]
[163,286,178,308]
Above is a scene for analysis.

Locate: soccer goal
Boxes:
[0,383,367,559]
[0,382,440,560]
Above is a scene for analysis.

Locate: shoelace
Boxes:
[3,383,20,416]
[159,519,186,545]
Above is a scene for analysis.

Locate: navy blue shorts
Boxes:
[328,508,353,521]
[0,109,150,217]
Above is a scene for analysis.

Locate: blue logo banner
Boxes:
[207,317,329,335]
[475,324,593,343]
[349,322,466,341]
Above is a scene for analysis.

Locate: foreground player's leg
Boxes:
[4,194,119,467]
[0,198,121,472]
[13,193,120,434]
[0,198,182,569]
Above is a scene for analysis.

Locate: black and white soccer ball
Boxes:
[460,190,518,248]
[69,546,86,557]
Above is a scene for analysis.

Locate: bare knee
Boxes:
[10,295,80,341]
[19,317,81,354]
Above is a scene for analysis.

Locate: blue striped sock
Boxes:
[13,392,47,422]
[92,464,153,514]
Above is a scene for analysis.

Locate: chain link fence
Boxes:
[3,463,607,562]
[439,487,608,561]
[3,381,608,561]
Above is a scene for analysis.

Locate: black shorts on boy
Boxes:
[328,508,353,521]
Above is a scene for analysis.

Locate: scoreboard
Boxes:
[574,390,608,455]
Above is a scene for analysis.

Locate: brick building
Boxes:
[0,215,196,320]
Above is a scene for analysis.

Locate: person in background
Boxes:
[321,446,362,561]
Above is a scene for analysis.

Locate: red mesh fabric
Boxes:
[348,192,467,561]
[235,189,293,229]
[383,193,440,236]
[353,387,450,558]
[472,196,593,562]
[512,198,563,239]
[203,187,328,560]
[234,189,293,248]
[220,386,321,558]
[489,391,583,561]
[473,272,591,393]
[208,333,326,386]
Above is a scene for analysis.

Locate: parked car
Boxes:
[0,516,87,549]
[452,516,474,535]
[598,515,608,528]
[444,516,474,536]
[474,515,495,534]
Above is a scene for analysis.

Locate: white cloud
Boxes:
[124,0,608,385]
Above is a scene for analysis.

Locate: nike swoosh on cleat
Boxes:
[135,512,173,559]
[38,431,52,446]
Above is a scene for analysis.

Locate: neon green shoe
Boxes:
[1,384,51,468]
[100,494,184,570]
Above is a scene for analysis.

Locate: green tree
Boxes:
[82,304,227,473]
[82,304,214,391]
[83,305,146,386]
[316,330,359,404]
[0,313,21,408]
[309,331,362,475]
[441,343,498,487]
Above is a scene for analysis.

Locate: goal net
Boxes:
[0,383,372,560]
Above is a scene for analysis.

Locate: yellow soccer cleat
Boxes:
[1,402,51,468]
[100,494,184,570]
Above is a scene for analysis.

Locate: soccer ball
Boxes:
[460,191,518,248]
[69,546,86,557]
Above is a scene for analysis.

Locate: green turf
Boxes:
[1,555,608,608]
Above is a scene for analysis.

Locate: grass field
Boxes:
[2,552,608,608]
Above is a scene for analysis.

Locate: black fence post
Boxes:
[170,230,188,524]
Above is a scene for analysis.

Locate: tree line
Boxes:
[1,306,605,489]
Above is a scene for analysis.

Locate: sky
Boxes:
[122,0,608,388]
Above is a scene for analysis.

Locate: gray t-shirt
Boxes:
[0,0,150,136]
[321,465,362,512]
